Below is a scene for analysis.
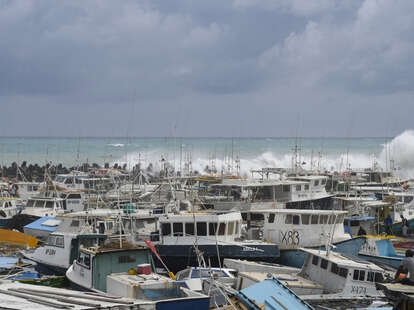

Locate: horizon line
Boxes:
[0,135,394,139]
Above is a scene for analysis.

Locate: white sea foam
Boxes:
[107,143,125,147]
[378,130,414,178]
[113,130,414,179]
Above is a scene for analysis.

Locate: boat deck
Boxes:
[239,272,323,290]
[0,280,143,309]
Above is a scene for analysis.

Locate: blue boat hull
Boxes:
[155,244,280,273]
[0,218,10,228]
[358,253,402,268]
[278,237,366,268]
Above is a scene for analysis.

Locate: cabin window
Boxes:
[301,214,310,225]
[329,215,335,224]
[173,223,183,236]
[26,200,35,208]
[64,178,72,184]
[305,184,309,191]
[293,215,300,225]
[336,215,344,224]
[197,222,207,236]
[296,185,301,191]
[285,215,293,224]
[227,222,235,235]
[268,213,275,223]
[235,222,239,235]
[353,270,365,281]
[35,201,44,208]
[311,215,318,224]
[320,215,328,224]
[71,220,80,227]
[218,223,226,235]
[312,255,319,265]
[367,271,374,282]
[331,263,339,274]
[55,236,64,247]
[321,259,328,269]
[209,223,217,236]
[375,273,384,283]
[161,223,171,236]
[350,220,359,227]
[46,235,56,246]
[185,223,194,236]
[405,196,413,203]
[321,179,326,185]
[282,185,290,192]
[119,255,136,263]
[176,269,191,280]
[78,252,91,269]
[107,222,114,231]
[339,267,348,278]
[190,268,212,279]
[314,180,319,186]
[45,201,54,208]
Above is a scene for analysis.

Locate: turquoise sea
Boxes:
[1,130,413,177]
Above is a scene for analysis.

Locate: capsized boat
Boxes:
[358,236,404,268]
[238,248,390,300]
[223,275,314,310]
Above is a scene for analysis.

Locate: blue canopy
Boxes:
[237,277,313,310]
[345,216,376,222]
[24,216,60,232]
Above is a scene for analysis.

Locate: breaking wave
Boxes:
[113,130,414,179]
[107,143,125,147]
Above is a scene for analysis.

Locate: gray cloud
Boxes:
[0,0,413,137]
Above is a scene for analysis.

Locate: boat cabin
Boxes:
[55,174,112,192]
[66,245,156,292]
[260,209,349,249]
[0,197,19,227]
[175,267,237,291]
[299,248,386,297]
[156,212,242,245]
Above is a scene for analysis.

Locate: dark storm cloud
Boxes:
[0,0,413,137]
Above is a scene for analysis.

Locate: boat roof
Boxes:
[289,175,328,180]
[212,179,307,187]
[251,209,347,215]
[301,248,383,271]
[80,244,148,254]
[361,201,392,207]
[159,211,241,222]
[334,196,378,201]
[24,216,61,232]
[27,197,65,202]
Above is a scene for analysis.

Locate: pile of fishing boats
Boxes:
[0,165,413,309]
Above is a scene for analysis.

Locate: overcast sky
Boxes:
[1,0,413,137]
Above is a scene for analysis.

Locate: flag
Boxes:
[144,239,162,261]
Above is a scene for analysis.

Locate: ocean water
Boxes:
[1,130,414,178]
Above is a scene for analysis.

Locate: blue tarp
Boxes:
[24,216,59,232]
[345,216,376,221]
[237,277,314,310]
[0,257,32,269]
